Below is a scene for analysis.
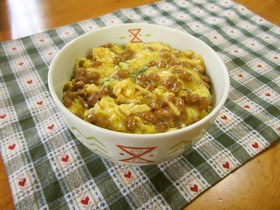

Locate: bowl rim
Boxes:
[48,23,230,139]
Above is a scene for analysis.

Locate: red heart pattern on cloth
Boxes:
[124,171,132,179]
[8,144,16,150]
[61,155,69,162]
[27,80,33,84]
[81,196,89,205]
[222,162,230,169]
[190,184,198,192]
[244,105,250,109]
[252,142,259,149]
[221,115,227,120]
[37,101,43,105]
[18,178,26,187]
[0,114,6,119]
[48,124,54,130]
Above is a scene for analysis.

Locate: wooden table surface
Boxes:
[0,0,279,209]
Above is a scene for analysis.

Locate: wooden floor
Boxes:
[0,0,280,209]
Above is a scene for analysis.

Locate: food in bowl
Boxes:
[48,23,229,165]
[62,42,212,134]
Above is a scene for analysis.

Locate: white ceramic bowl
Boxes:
[48,23,229,166]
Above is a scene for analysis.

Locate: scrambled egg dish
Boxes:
[63,42,212,134]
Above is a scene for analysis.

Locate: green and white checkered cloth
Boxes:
[1,0,280,209]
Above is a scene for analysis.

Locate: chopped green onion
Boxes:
[119,62,128,70]
[131,66,148,78]
[101,78,113,86]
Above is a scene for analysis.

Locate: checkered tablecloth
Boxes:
[1,0,280,209]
